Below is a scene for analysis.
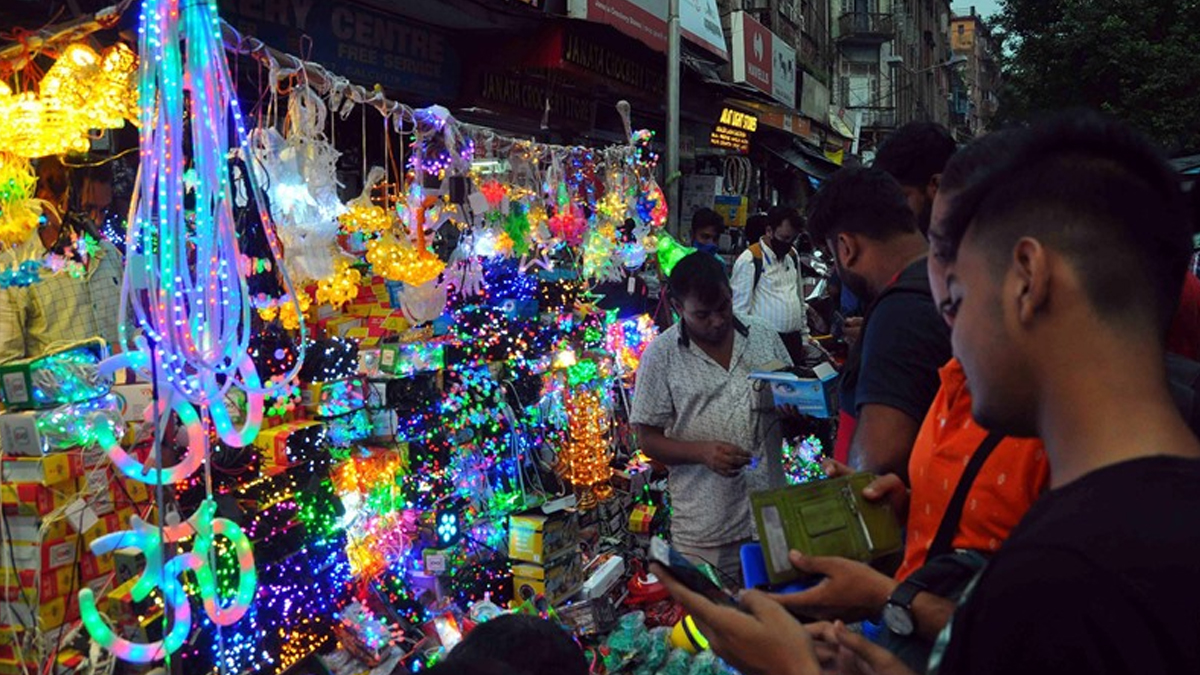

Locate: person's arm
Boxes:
[848,404,922,482]
[851,295,951,483]
[636,424,750,476]
[730,251,754,316]
[911,591,957,642]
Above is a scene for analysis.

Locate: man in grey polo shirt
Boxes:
[632,252,793,587]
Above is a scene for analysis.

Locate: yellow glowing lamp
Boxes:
[670,615,710,653]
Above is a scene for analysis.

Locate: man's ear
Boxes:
[837,232,862,268]
[927,173,942,199]
[1011,237,1050,325]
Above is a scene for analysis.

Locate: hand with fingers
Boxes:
[651,562,822,675]
[774,550,897,622]
[822,460,911,521]
[698,441,752,477]
[809,621,922,675]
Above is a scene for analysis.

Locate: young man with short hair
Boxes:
[632,252,792,585]
[689,207,725,254]
[874,122,957,235]
[731,205,817,365]
[652,112,1200,675]
[808,169,951,480]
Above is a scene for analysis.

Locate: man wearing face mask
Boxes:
[808,169,951,481]
[690,208,726,257]
[731,206,818,366]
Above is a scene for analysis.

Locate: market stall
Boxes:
[0,1,827,673]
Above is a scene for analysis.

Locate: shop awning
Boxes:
[763,138,842,181]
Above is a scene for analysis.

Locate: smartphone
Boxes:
[649,537,738,607]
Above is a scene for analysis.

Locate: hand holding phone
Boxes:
[648,537,738,607]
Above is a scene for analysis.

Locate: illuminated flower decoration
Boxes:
[480,180,507,209]
[504,203,531,256]
[605,314,658,379]
[582,230,620,282]
[315,262,362,309]
[636,182,668,230]
[548,206,587,247]
[596,191,627,223]
[366,234,445,287]
[338,204,392,234]
[259,290,311,331]
[0,152,39,247]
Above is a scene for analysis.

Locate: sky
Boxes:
[951,0,1003,20]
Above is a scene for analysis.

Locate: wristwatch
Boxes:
[883,579,928,636]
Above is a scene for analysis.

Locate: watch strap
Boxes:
[888,578,928,610]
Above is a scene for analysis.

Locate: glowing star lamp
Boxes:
[656,233,696,277]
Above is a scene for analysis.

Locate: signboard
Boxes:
[800,72,830,121]
[562,30,665,96]
[730,11,796,109]
[218,0,461,101]
[567,0,728,61]
[477,72,596,130]
[710,107,757,153]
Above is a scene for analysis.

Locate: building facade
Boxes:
[949,9,1000,140]
[831,0,956,157]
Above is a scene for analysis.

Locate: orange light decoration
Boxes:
[557,388,615,510]
[0,42,138,158]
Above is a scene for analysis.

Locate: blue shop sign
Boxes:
[219,0,461,101]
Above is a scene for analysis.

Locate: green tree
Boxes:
[995,0,1200,153]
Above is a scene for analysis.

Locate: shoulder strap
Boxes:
[927,432,1005,559]
[749,243,765,294]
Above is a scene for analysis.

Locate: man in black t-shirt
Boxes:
[647,113,1200,675]
[807,168,951,482]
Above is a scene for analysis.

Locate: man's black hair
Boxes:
[691,207,725,236]
[438,614,587,675]
[939,129,1026,195]
[943,110,1190,334]
[806,167,917,243]
[873,122,957,189]
[669,251,730,306]
[745,213,769,244]
[766,205,801,232]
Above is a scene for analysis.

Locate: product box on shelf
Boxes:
[511,552,583,605]
[0,566,78,602]
[508,509,580,565]
[1,478,83,517]
[1,513,71,545]
[0,452,83,486]
[0,535,81,572]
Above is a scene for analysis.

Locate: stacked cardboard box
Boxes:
[509,509,583,605]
